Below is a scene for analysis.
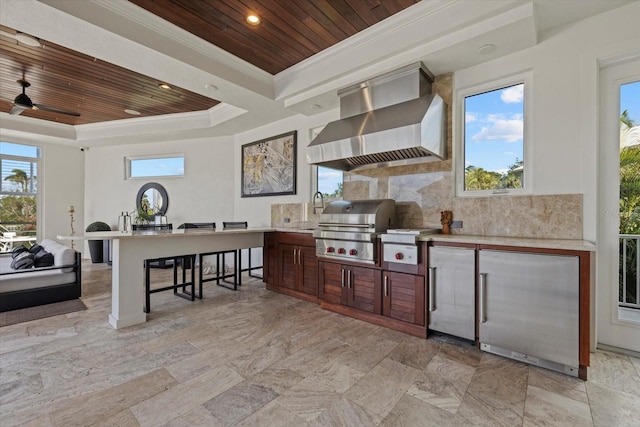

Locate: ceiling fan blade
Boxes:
[33,103,81,117]
[9,104,26,115]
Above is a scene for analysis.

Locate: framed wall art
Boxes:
[241,130,297,197]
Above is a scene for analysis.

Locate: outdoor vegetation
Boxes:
[0,168,37,235]
[464,159,523,191]
[619,110,640,305]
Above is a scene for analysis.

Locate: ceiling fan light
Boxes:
[15,32,41,47]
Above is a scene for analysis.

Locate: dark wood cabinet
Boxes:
[319,261,381,314]
[319,259,427,337]
[264,232,319,302]
[382,271,425,326]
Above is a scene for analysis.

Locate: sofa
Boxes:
[0,239,81,312]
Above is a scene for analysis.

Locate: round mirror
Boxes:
[136,182,168,216]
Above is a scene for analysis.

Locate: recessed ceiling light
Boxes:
[477,44,496,55]
[15,32,41,47]
[124,109,141,115]
[158,83,172,90]
[311,104,322,110]
[246,13,260,25]
[205,84,218,91]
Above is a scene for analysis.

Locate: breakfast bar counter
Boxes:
[59,227,274,329]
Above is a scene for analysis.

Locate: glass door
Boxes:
[597,59,640,353]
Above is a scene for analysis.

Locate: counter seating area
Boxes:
[0,238,81,312]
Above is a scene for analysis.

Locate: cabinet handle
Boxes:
[293,248,297,265]
[479,272,487,323]
[348,270,352,289]
[341,268,346,288]
[384,276,389,296]
[428,267,436,312]
[297,249,301,264]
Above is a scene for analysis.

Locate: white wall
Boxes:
[233,109,338,226]
[40,143,85,242]
[84,136,235,233]
[453,2,640,242]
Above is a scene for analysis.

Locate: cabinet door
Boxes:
[479,250,579,368]
[428,246,476,340]
[299,245,318,296]
[277,243,298,290]
[319,261,346,305]
[383,271,425,325]
[348,266,381,314]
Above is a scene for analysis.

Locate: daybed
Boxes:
[0,239,81,312]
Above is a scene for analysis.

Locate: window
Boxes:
[125,154,184,179]
[457,74,530,195]
[310,126,343,199]
[317,166,343,199]
[0,142,40,247]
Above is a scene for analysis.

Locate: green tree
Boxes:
[0,195,37,230]
[464,166,501,190]
[500,158,523,189]
[619,112,639,304]
[3,169,33,193]
[323,182,343,198]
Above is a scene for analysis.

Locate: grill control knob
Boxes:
[338,248,346,254]
[395,252,404,260]
[326,247,335,253]
[349,249,358,256]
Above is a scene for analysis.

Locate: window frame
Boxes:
[124,154,185,180]
[0,141,41,241]
[455,71,533,197]
[309,126,343,201]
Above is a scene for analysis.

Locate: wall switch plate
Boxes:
[284,218,290,223]
[451,220,463,228]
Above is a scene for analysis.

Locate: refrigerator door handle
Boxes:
[428,267,436,312]
[479,272,487,323]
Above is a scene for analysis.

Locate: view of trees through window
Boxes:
[317,165,343,199]
[0,142,39,248]
[464,83,525,192]
[619,81,640,306]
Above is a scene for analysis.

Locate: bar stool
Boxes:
[222,221,263,285]
[133,223,196,313]
[179,223,238,293]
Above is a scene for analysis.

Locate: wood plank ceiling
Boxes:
[0,1,418,126]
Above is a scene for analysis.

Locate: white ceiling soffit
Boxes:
[280,0,536,115]
[1,0,635,146]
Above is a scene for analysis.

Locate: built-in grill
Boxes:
[313,199,396,264]
[381,229,440,265]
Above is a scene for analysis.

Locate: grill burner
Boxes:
[314,199,396,264]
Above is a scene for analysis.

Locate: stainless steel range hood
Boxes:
[307,62,446,171]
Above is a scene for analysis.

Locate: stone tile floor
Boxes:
[1,263,639,426]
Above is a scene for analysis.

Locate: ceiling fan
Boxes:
[8,79,81,117]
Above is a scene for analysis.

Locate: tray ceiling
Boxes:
[0,1,417,126]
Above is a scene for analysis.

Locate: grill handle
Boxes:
[318,223,375,229]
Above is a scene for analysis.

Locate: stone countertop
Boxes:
[58,227,276,240]
[420,234,596,252]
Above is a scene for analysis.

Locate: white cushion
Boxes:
[41,239,76,271]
